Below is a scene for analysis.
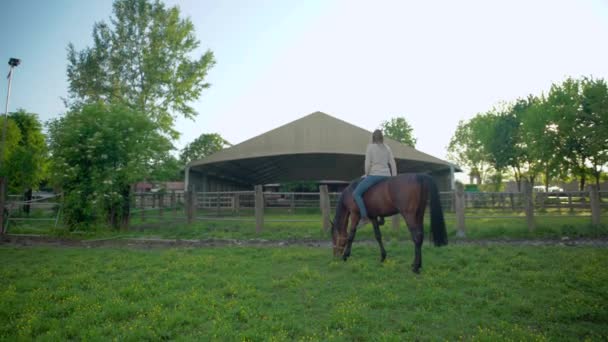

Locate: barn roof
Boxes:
[187,111,459,185]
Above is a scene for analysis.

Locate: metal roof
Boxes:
[188,111,459,185]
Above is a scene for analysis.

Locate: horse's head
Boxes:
[331,218,347,257]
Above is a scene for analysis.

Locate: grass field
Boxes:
[1,244,607,340]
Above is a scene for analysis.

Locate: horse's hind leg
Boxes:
[402,212,424,273]
[371,219,387,262]
[342,214,360,261]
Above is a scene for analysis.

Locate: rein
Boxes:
[333,236,347,249]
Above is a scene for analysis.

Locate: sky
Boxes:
[1,0,608,167]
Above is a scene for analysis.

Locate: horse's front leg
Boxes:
[342,214,360,261]
[371,218,387,262]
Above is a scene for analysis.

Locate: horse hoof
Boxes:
[412,267,420,274]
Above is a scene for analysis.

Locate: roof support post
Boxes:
[255,185,264,234]
[450,164,455,191]
[184,165,190,190]
[319,185,331,232]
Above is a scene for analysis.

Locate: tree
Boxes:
[580,77,608,187]
[380,117,417,147]
[549,78,592,190]
[447,118,492,184]
[48,102,170,229]
[180,133,231,165]
[149,154,182,181]
[5,110,47,194]
[66,0,216,138]
[518,95,561,190]
[0,118,22,177]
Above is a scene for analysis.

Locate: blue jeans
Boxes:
[353,175,388,219]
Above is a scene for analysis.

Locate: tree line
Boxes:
[1,0,228,230]
[448,76,608,192]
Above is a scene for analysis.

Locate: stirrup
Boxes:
[357,218,370,228]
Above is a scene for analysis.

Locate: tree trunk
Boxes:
[23,188,32,215]
[120,185,131,230]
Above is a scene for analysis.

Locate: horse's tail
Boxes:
[421,174,448,246]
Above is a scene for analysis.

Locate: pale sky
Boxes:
[2,0,608,164]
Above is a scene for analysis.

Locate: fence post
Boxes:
[158,193,164,218]
[216,193,221,216]
[290,193,295,214]
[186,187,196,224]
[140,193,146,222]
[455,183,466,238]
[255,185,264,233]
[568,194,574,214]
[171,191,176,217]
[524,181,535,232]
[589,185,601,226]
[539,192,546,211]
[235,194,240,215]
[319,185,331,232]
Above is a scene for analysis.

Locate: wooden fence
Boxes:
[154,184,606,235]
[3,185,605,234]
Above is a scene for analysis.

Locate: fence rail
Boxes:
[3,185,606,234]
[2,193,63,232]
[177,185,606,235]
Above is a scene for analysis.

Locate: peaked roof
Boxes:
[188,111,458,184]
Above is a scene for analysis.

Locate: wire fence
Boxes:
[3,193,63,232]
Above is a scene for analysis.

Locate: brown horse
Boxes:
[331,173,447,273]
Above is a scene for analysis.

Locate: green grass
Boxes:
[1,244,606,340]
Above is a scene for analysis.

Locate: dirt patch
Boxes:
[2,234,608,249]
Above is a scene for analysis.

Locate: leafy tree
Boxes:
[5,110,48,196]
[518,95,561,190]
[380,117,417,147]
[580,77,608,187]
[180,133,231,165]
[447,118,492,184]
[149,153,182,181]
[0,118,22,176]
[48,102,170,229]
[548,78,591,190]
[66,0,216,138]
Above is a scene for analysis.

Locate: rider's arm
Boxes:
[387,145,397,176]
[364,144,372,176]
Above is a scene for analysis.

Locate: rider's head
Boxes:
[372,129,384,144]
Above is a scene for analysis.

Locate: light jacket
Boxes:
[365,143,397,176]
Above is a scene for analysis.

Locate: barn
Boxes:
[186,112,459,192]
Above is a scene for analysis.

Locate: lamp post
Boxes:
[1,57,20,234]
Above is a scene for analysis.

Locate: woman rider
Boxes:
[353,129,397,226]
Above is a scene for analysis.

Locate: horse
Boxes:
[331,173,448,273]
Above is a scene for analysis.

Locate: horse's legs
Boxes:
[342,213,360,261]
[402,212,424,273]
[371,218,387,262]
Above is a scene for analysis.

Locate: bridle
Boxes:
[332,236,347,251]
